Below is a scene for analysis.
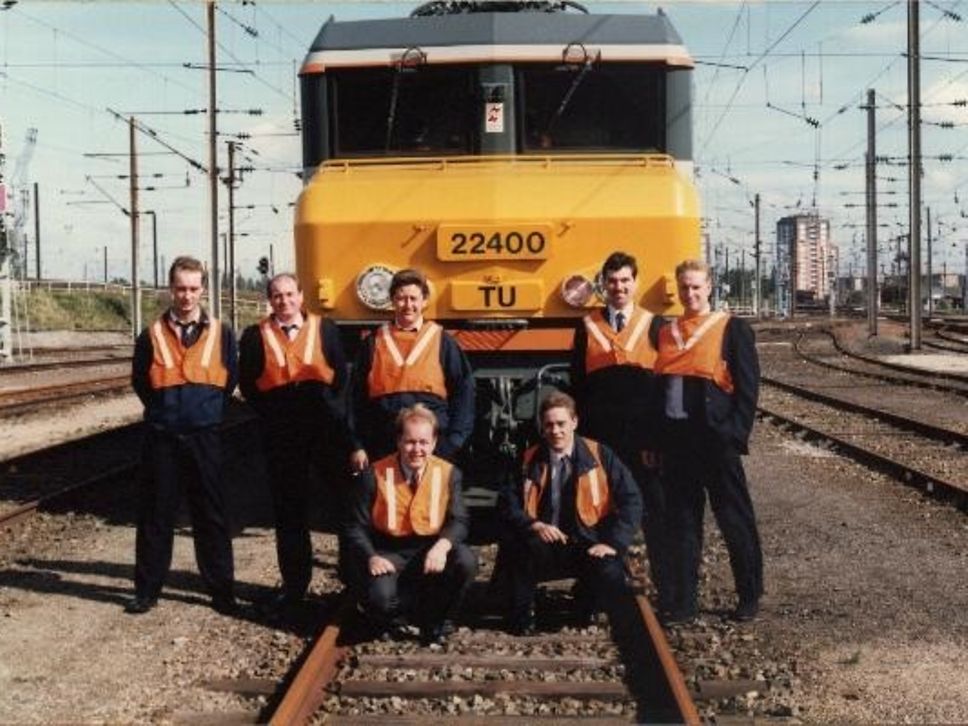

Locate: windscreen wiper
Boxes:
[385,46,426,152]
[544,44,600,136]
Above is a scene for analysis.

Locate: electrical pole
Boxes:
[33,182,40,280]
[103,246,108,284]
[144,210,158,289]
[926,206,932,317]
[753,193,761,318]
[207,0,221,318]
[226,140,238,332]
[908,0,922,349]
[866,88,878,336]
[129,117,141,340]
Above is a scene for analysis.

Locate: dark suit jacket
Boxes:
[498,436,642,554]
[657,316,759,454]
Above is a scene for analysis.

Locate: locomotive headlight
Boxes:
[356,265,395,310]
[561,273,596,308]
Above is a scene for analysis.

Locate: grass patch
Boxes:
[18,288,263,331]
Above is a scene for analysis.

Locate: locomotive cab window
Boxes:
[517,63,666,154]
[328,66,476,157]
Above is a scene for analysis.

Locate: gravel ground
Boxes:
[1,322,966,722]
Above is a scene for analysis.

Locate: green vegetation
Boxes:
[19,287,264,331]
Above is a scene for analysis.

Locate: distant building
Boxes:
[776,214,837,303]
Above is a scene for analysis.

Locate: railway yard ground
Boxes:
[1,321,967,723]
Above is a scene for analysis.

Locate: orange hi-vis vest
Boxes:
[523,438,612,527]
[582,307,657,374]
[367,321,447,399]
[655,311,734,393]
[254,314,335,392]
[148,315,228,390]
[371,453,453,537]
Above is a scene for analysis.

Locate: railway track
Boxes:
[265,586,699,725]
[793,329,968,396]
[0,355,133,375]
[0,375,132,416]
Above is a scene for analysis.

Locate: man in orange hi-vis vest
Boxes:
[348,268,474,473]
[239,273,350,618]
[344,404,477,646]
[654,259,763,625]
[571,251,670,613]
[128,256,238,616]
[498,391,642,636]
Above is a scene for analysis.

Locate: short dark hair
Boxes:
[539,390,577,420]
[266,272,301,298]
[395,403,439,437]
[601,251,637,281]
[169,256,207,287]
[390,268,430,299]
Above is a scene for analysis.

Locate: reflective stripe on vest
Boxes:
[371,454,453,537]
[521,438,612,527]
[582,307,657,374]
[254,313,335,392]
[367,322,447,399]
[655,311,734,393]
[147,315,228,389]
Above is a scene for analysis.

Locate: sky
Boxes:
[1,0,966,285]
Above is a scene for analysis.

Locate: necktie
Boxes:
[550,456,570,527]
[281,324,299,340]
[614,311,626,333]
[410,470,420,488]
[176,320,196,346]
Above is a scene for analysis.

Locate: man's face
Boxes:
[541,406,577,454]
[392,283,427,330]
[170,269,204,320]
[398,418,437,472]
[604,265,637,310]
[269,276,304,323]
[677,269,712,315]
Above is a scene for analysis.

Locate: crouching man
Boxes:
[344,404,477,645]
[499,391,642,635]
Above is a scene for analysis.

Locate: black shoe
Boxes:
[660,609,697,627]
[123,595,158,615]
[260,590,302,619]
[730,599,759,622]
[211,595,239,616]
[420,619,454,646]
[507,614,537,636]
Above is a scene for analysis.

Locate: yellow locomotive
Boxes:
[295,0,698,463]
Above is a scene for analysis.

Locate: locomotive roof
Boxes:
[302,10,692,71]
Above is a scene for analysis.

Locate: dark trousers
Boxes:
[663,430,763,613]
[358,543,477,628]
[506,533,630,624]
[135,427,234,601]
[616,449,671,613]
[262,422,321,598]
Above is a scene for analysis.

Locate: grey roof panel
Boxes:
[308,12,684,52]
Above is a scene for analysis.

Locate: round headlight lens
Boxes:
[356,265,395,310]
[561,274,595,308]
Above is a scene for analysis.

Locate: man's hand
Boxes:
[587,543,617,558]
[531,521,568,544]
[368,554,396,576]
[641,450,660,469]
[350,449,369,473]
[423,538,452,574]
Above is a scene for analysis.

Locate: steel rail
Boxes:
[265,588,700,725]
[758,405,968,509]
[0,375,132,415]
[793,331,968,397]
[823,328,968,384]
[0,356,133,375]
[761,375,968,448]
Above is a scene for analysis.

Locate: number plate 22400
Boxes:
[436,224,552,261]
